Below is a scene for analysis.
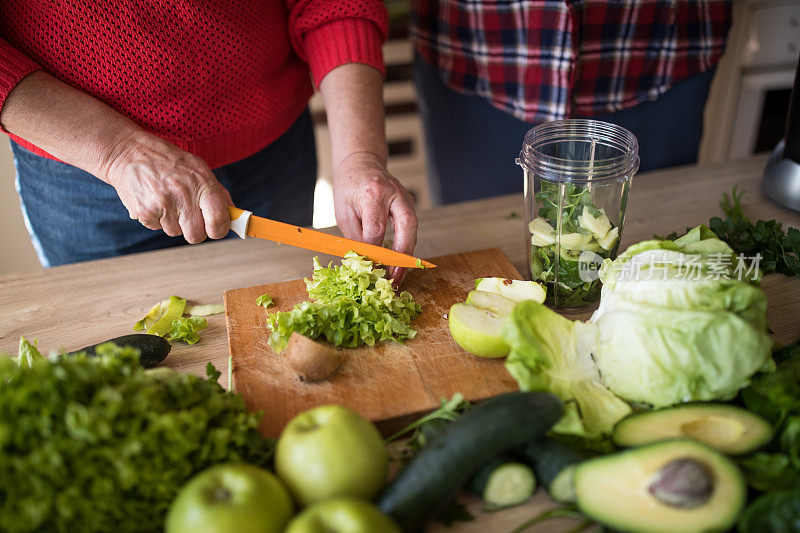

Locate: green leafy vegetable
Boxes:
[739,489,800,533]
[266,252,421,351]
[664,187,800,278]
[503,301,632,438]
[738,453,800,492]
[505,228,773,436]
[17,337,43,368]
[256,293,274,309]
[0,343,273,533]
[591,227,773,407]
[166,316,207,345]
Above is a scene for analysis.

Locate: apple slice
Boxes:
[466,290,517,315]
[528,217,556,245]
[448,303,509,358]
[598,226,619,250]
[475,277,546,304]
[578,206,612,240]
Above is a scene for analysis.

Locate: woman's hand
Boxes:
[100,130,233,243]
[333,151,418,284]
[1,71,233,244]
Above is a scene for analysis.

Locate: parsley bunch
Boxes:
[708,187,800,277]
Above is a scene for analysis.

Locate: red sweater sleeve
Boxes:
[286,0,389,86]
[0,37,41,118]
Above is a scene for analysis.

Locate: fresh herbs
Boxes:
[265,252,421,352]
[0,343,273,533]
[665,187,800,278]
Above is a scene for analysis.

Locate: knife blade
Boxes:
[228,207,436,269]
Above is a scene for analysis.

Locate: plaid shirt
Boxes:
[410,0,732,122]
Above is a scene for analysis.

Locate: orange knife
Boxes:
[228,207,436,269]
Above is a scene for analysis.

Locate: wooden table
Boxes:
[2,155,799,532]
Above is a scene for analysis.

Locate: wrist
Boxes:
[90,123,145,184]
[334,150,388,174]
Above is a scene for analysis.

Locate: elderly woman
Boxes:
[0,0,417,282]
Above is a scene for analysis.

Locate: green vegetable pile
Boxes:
[0,343,273,533]
[265,252,421,351]
[506,225,773,438]
[529,183,621,308]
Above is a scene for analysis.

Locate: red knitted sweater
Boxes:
[0,1,388,169]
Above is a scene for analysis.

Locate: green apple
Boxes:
[448,302,509,357]
[466,290,516,315]
[475,277,546,303]
[285,497,401,533]
[275,405,388,506]
[165,463,293,533]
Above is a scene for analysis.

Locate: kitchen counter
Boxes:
[2,154,799,532]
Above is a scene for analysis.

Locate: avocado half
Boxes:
[613,404,772,455]
[574,439,746,533]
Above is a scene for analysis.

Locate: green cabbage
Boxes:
[504,301,632,438]
[503,226,773,437]
[592,226,773,407]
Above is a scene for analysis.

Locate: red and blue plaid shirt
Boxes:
[410,0,732,122]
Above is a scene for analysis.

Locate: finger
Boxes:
[198,183,232,239]
[178,203,208,244]
[159,207,182,237]
[389,195,418,255]
[389,267,407,288]
[335,203,364,242]
[357,183,391,246]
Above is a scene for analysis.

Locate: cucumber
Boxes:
[69,334,171,368]
[467,455,536,510]
[513,437,593,503]
[376,391,562,531]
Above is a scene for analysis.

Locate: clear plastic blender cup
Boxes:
[518,120,639,309]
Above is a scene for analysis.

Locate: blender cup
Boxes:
[518,120,639,309]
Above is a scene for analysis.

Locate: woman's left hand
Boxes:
[332,151,418,285]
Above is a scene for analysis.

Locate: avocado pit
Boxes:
[648,457,714,509]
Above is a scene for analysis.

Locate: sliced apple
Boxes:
[558,232,592,249]
[466,290,517,315]
[531,234,552,247]
[598,226,619,250]
[528,218,556,245]
[448,303,509,358]
[475,277,546,304]
[578,207,612,240]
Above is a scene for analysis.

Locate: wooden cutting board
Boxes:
[224,248,521,437]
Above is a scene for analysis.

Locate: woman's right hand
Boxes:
[100,130,234,243]
[2,71,234,244]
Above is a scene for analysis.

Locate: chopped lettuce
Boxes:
[256,293,274,309]
[266,252,421,351]
[166,316,207,345]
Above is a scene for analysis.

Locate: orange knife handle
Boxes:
[228,206,252,239]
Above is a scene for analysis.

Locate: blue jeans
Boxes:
[414,54,716,204]
[13,109,316,267]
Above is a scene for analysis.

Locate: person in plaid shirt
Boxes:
[411,0,732,204]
